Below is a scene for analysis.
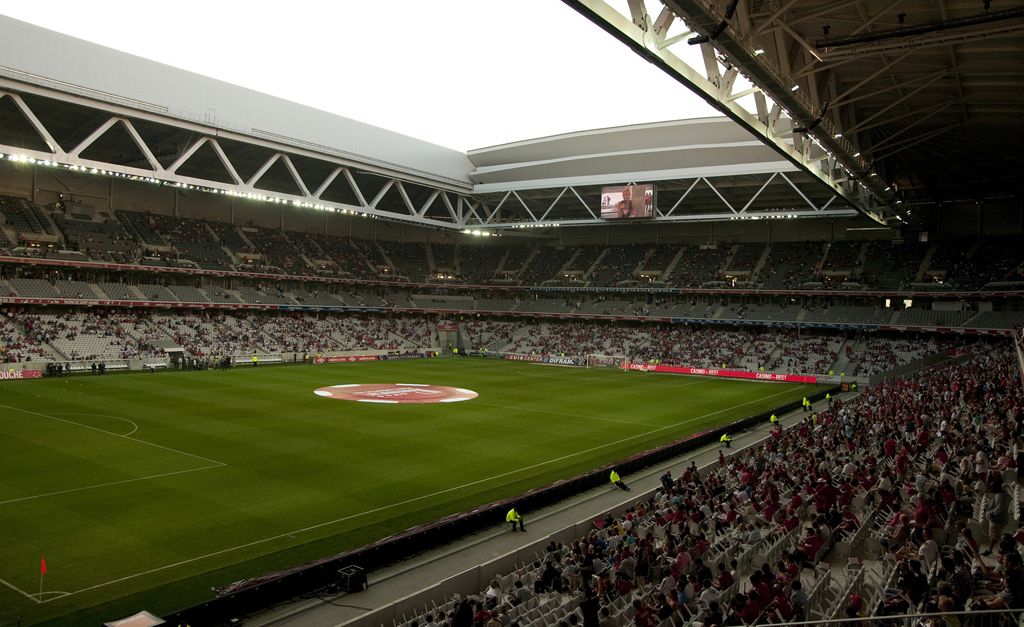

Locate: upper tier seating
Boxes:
[115,210,167,246]
[759,242,824,289]
[861,241,928,290]
[379,240,429,282]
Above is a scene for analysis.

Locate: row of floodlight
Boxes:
[728,213,801,220]
[509,223,561,229]
[0,153,379,219]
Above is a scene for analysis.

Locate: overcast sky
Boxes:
[1,0,718,151]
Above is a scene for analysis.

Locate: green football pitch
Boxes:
[0,358,825,626]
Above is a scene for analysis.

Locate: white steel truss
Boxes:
[562,0,897,225]
[0,82,485,230]
[0,73,858,230]
[476,172,855,229]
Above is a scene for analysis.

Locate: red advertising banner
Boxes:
[0,369,44,381]
[626,363,817,384]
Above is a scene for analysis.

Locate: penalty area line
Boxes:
[49,412,139,436]
[0,464,225,507]
[0,403,228,468]
[45,384,808,602]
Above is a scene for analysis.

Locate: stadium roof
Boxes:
[0,14,474,188]
[468,118,858,226]
[565,0,1024,223]
[5,1,1019,231]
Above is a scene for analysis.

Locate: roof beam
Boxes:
[864,101,956,155]
[561,0,893,224]
[844,71,948,134]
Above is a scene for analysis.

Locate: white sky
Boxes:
[0,0,719,152]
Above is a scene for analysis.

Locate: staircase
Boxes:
[749,244,773,284]
[582,248,609,281]
[661,244,688,280]
[425,243,437,274]
[914,243,940,281]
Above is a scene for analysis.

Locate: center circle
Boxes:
[314,383,479,404]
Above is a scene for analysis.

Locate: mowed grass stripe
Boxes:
[0,405,216,501]
[0,360,824,626]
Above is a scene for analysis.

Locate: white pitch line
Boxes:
[0,464,224,506]
[43,384,809,602]
[0,575,39,603]
[49,412,139,437]
[0,403,227,468]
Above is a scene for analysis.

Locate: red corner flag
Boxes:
[40,556,46,575]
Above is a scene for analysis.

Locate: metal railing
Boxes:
[764,608,1023,626]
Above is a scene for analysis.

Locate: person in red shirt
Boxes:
[788,490,803,513]
[632,599,656,627]
[695,535,711,556]
[615,572,632,598]
[737,590,763,624]
[773,584,795,621]
[783,512,800,532]
[753,572,772,603]
[837,506,861,538]
[715,562,733,590]
[814,479,837,513]
[797,527,824,563]
[895,449,910,476]
[837,479,855,508]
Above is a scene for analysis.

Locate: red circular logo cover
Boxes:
[314,383,478,404]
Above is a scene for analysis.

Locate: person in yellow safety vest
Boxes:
[610,469,630,491]
[828,369,834,376]
[851,381,858,391]
[826,392,832,404]
[803,397,811,412]
[720,433,732,448]
[770,414,779,428]
[506,506,525,532]
[812,413,818,425]
[252,354,259,367]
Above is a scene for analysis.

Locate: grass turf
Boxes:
[0,358,826,625]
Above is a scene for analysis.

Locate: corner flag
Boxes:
[39,556,47,598]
